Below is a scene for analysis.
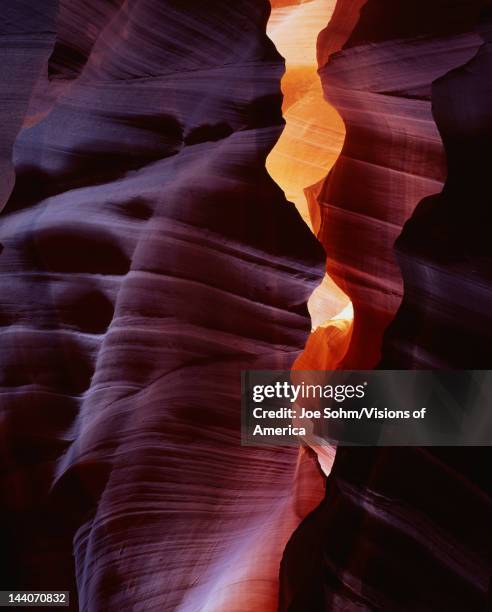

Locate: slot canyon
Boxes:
[0,1,491,611]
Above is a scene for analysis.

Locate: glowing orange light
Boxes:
[267,0,353,346]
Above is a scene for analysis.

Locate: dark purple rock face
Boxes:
[0,1,325,609]
[345,0,488,46]
[1,1,492,611]
[0,2,58,211]
[279,2,492,611]
[382,9,492,369]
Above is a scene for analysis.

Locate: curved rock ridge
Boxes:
[279,1,492,610]
[381,10,492,369]
[281,447,492,611]
[316,17,481,368]
[49,0,125,80]
[0,1,326,610]
[0,1,58,212]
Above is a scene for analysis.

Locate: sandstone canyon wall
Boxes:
[0,1,326,610]
[279,2,492,610]
[1,1,492,612]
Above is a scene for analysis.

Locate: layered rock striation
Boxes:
[0,1,326,610]
[279,2,492,610]
[316,1,487,368]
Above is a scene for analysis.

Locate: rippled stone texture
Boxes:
[0,1,58,211]
[317,1,487,368]
[279,2,492,611]
[0,1,326,610]
[382,10,492,369]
